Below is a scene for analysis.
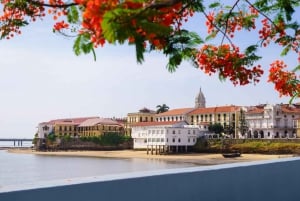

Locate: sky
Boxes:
[0,6,299,138]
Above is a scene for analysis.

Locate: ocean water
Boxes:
[0,150,196,187]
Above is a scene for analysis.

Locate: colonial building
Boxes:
[78,118,124,137]
[127,107,156,125]
[37,116,125,139]
[155,108,195,122]
[187,106,241,130]
[131,121,205,152]
[37,117,97,139]
[245,104,300,138]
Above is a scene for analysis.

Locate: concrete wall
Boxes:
[1,157,300,201]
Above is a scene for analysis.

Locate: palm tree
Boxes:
[156,104,170,114]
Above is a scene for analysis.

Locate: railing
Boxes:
[0,157,300,201]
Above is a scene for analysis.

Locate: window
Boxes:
[172,138,175,143]
[188,138,190,143]
[188,130,190,134]
[166,138,168,142]
[193,138,196,142]
[178,138,181,143]
[172,130,176,134]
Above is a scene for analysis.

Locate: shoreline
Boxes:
[7,149,296,166]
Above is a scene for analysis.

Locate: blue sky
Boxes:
[0,7,298,138]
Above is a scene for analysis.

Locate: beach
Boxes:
[8,149,295,166]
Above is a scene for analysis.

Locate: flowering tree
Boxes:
[0,0,299,99]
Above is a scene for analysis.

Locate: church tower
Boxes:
[195,88,206,108]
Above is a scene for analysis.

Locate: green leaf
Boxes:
[135,36,145,64]
[280,44,291,56]
[73,34,96,61]
[209,2,221,8]
[67,6,80,24]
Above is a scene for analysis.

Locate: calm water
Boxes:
[0,150,196,186]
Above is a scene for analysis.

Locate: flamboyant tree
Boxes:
[0,0,299,100]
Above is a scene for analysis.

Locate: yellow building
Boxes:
[52,117,97,138]
[127,107,157,136]
[187,106,241,128]
[127,107,156,125]
[78,118,124,137]
[294,118,300,138]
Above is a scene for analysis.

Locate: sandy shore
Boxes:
[7,149,296,166]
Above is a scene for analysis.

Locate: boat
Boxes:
[222,152,241,158]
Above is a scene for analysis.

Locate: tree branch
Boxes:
[146,0,182,9]
[28,0,78,8]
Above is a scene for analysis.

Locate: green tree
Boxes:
[156,104,170,114]
[208,123,224,135]
[0,0,299,99]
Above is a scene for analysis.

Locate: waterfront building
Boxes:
[127,107,157,136]
[131,121,205,151]
[37,122,54,139]
[187,106,241,131]
[155,108,195,122]
[127,107,156,125]
[245,104,300,138]
[78,118,124,137]
[37,117,98,139]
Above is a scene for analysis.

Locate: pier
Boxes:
[0,138,33,147]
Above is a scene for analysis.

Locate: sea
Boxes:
[0,142,196,187]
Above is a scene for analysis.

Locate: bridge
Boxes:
[0,138,33,147]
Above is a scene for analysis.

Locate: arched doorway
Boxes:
[253,130,259,138]
[259,130,264,138]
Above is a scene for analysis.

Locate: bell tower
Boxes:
[195,88,206,108]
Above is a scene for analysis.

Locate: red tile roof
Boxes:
[188,105,240,115]
[246,108,264,114]
[156,108,194,116]
[48,117,99,125]
[281,105,300,114]
[79,118,120,127]
[131,121,185,127]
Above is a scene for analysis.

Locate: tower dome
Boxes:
[195,88,206,108]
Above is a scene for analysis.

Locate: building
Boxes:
[155,108,195,122]
[127,107,156,124]
[37,117,97,139]
[187,106,241,133]
[294,118,300,138]
[245,104,300,138]
[131,121,205,152]
[78,118,124,137]
[37,116,125,139]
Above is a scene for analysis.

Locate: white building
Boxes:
[245,104,300,138]
[37,122,54,139]
[131,121,205,153]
